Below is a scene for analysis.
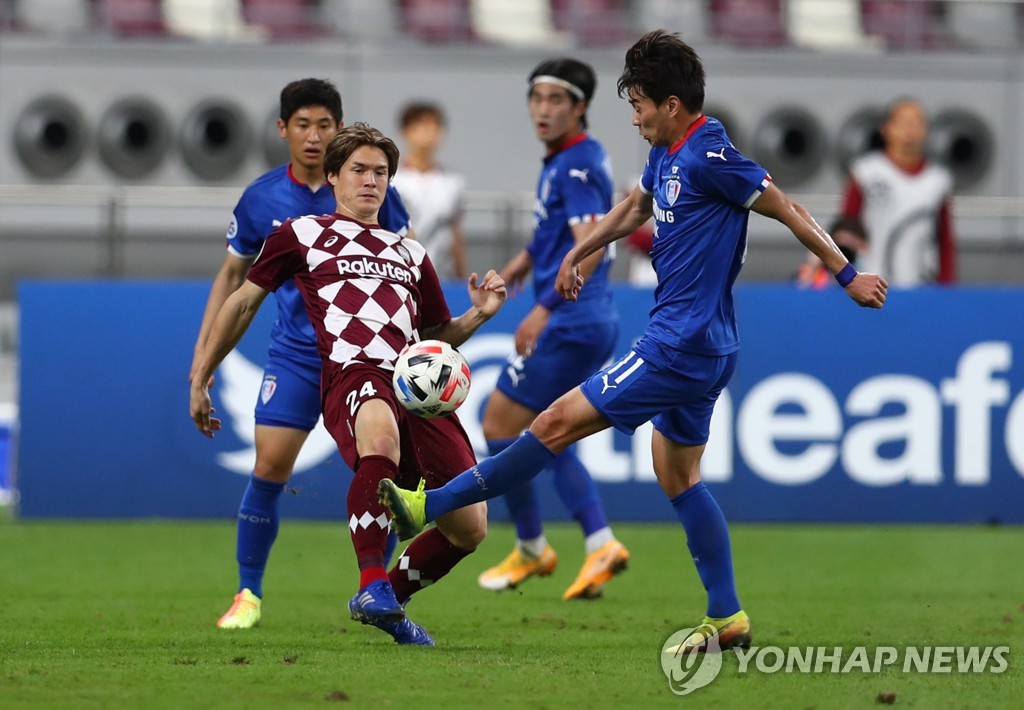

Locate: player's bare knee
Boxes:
[530,405,569,449]
[360,433,400,463]
[252,461,292,483]
[655,467,702,498]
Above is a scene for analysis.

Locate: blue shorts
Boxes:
[496,321,618,413]
[580,336,737,446]
[253,351,322,431]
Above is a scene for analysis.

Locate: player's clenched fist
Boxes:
[845,273,889,309]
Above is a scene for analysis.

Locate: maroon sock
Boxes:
[389,527,474,603]
[348,455,396,588]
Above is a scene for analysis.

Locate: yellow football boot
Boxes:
[478,545,558,591]
[562,539,630,600]
[216,588,262,629]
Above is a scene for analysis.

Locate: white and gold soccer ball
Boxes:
[392,339,472,418]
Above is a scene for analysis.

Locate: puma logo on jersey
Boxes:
[568,168,590,183]
[706,148,727,161]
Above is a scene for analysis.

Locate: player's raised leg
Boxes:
[217,424,307,629]
[380,387,611,539]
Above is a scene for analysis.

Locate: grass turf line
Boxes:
[0,520,1021,708]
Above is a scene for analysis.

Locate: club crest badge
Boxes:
[395,242,413,266]
[260,376,277,405]
[665,179,681,206]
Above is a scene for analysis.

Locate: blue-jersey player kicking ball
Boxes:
[190,79,409,630]
[381,31,888,653]
[477,57,629,600]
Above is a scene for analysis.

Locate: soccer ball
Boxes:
[392,339,471,418]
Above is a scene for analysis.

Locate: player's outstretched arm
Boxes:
[426,270,507,348]
[190,252,254,386]
[190,280,270,437]
[751,183,888,309]
[556,184,653,301]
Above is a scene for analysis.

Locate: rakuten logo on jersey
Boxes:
[337,257,414,284]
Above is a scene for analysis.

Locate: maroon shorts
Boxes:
[321,363,478,490]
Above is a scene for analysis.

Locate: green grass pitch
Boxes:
[1,518,1021,708]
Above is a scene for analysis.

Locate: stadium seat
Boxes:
[549,0,633,46]
[946,1,1019,50]
[97,0,167,36]
[241,0,322,39]
[633,0,710,43]
[709,0,788,48]
[11,0,94,34]
[471,0,566,46]
[859,0,951,50]
[320,0,399,39]
[788,0,878,51]
[399,0,474,42]
[164,0,263,41]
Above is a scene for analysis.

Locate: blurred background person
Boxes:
[476,57,629,601]
[392,101,468,281]
[796,215,868,289]
[840,97,956,286]
[624,220,657,287]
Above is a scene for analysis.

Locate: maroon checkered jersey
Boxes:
[247,213,451,370]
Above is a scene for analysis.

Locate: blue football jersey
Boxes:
[639,116,770,356]
[226,164,411,367]
[527,134,616,327]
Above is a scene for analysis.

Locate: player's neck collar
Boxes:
[287,163,329,190]
[332,211,381,230]
[668,115,707,154]
[545,131,587,157]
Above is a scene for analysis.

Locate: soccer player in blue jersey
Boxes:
[190,79,411,630]
[477,58,629,600]
[381,31,888,652]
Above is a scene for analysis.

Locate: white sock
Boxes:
[517,535,547,559]
[584,527,614,555]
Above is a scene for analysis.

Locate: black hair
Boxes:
[617,30,705,113]
[279,78,343,124]
[528,57,597,129]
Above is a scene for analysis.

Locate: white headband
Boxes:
[531,75,586,102]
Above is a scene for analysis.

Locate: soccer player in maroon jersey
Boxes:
[190,124,507,645]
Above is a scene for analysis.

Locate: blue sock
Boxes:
[236,475,284,599]
[488,437,543,540]
[670,482,741,619]
[487,434,544,540]
[551,446,608,536]
[425,431,556,522]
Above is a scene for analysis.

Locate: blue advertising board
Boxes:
[17,281,1024,522]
